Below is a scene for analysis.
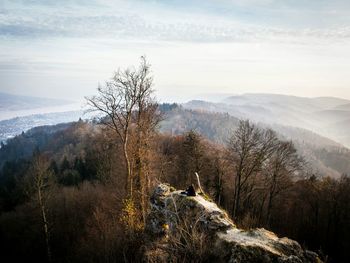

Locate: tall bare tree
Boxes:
[24,152,54,263]
[86,56,156,199]
[228,120,277,219]
[263,140,303,226]
[133,71,161,223]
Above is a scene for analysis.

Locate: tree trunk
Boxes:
[233,171,242,219]
[266,174,277,226]
[123,140,132,199]
[266,191,273,227]
[258,194,267,225]
[38,188,52,263]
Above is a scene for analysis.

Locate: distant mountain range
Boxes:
[183,93,350,148]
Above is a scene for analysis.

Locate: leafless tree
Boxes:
[86,56,156,199]
[24,152,54,263]
[263,140,304,226]
[228,120,277,219]
[133,95,162,223]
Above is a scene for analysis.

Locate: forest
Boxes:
[0,58,349,263]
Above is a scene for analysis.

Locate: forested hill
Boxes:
[1,103,348,178]
[1,104,350,177]
[183,95,350,148]
[160,104,350,177]
[159,103,240,143]
[0,122,79,169]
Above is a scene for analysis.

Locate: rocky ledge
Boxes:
[144,184,322,263]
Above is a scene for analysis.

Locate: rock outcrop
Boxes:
[144,184,322,263]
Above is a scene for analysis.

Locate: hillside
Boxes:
[1,103,349,178]
[184,94,350,147]
[162,105,349,177]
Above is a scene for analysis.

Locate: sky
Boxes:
[1,0,350,102]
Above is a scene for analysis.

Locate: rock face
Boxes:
[145,184,322,263]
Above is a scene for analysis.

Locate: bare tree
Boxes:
[133,90,162,223]
[24,152,54,263]
[212,158,222,205]
[86,56,155,198]
[263,140,304,226]
[228,120,277,219]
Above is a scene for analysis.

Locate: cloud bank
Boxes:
[1,0,350,101]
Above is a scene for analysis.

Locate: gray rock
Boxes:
[144,184,322,263]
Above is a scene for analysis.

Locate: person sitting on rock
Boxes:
[181,184,196,196]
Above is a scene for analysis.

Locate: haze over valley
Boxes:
[184,93,350,147]
[2,91,350,179]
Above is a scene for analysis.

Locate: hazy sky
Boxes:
[1,0,350,102]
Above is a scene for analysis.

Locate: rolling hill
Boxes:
[183,93,350,147]
[161,104,350,178]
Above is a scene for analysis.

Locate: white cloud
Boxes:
[1,0,350,101]
[2,0,350,43]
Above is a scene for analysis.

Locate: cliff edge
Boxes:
[144,184,322,263]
